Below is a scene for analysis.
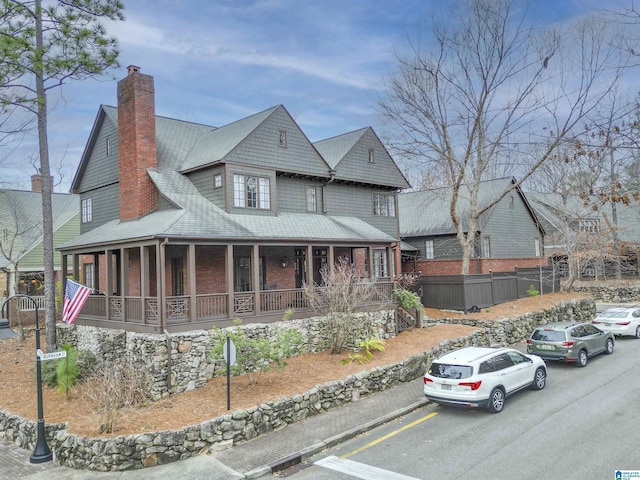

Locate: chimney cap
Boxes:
[127,65,141,75]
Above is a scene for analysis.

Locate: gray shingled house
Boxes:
[526,192,640,278]
[58,66,410,333]
[0,178,79,299]
[398,177,545,275]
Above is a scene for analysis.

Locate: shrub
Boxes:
[395,288,423,311]
[340,337,386,365]
[56,343,79,396]
[527,285,540,296]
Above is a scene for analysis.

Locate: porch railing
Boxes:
[76,282,398,328]
[0,296,46,311]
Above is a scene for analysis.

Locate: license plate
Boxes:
[538,344,554,350]
[441,384,452,390]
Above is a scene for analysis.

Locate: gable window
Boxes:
[233,174,271,209]
[368,148,375,163]
[81,198,92,223]
[579,218,598,233]
[214,174,222,188]
[482,237,491,257]
[425,240,435,259]
[373,193,396,217]
[306,186,317,212]
[279,130,287,148]
[106,136,112,156]
[83,263,95,290]
[534,238,541,257]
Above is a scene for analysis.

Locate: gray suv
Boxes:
[526,322,614,367]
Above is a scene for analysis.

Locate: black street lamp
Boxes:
[0,295,53,463]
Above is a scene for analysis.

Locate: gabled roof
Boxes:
[0,189,78,268]
[399,177,540,237]
[313,127,410,189]
[526,192,640,244]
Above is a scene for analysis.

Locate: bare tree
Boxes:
[0,0,123,350]
[379,0,633,273]
[302,258,380,354]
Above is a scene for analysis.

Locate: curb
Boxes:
[243,398,431,478]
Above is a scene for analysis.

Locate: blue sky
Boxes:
[0,0,632,192]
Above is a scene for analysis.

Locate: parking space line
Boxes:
[315,455,420,480]
[342,411,438,458]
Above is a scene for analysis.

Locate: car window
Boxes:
[492,353,514,371]
[532,329,565,342]
[583,324,600,335]
[507,351,528,365]
[428,363,473,379]
[633,310,640,318]
[571,325,587,338]
[600,311,630,319]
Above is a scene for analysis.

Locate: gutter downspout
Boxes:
[321,170,336,214]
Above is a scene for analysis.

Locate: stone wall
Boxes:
[0,299,594,472]
[571,284,640,303]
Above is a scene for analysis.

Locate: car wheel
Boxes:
[635,325,640,339]
[604,338,614,355]
[487,387,505,413]
[531,367,546,390]
[577,349,588,367]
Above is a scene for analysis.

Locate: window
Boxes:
[579,218,598,233]
[106,136,112,156]
[373,193,396,217]
[508,195,514,209]
[83,264,95,290]
[534,238,541,257]
[214,174,222,188]
[306,186,317,212]
[81,198,92,223]
[279,130,287,148]
[425,240,435,259]
[482,237,491,257]
[373,250,388,278]
[233,174,271,209]
[368,148,375,163]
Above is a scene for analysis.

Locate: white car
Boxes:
[592,307,640,338]
[423,346,547,413]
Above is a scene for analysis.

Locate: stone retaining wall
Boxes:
[0,298,594,472]
[571,284,640,303]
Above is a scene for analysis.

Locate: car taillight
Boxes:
[561,341,574,347]
[458,381,482,391]
[619,322,630,325]
[424,377,433,385]
[526,339,532,344]
[592,320,601,324]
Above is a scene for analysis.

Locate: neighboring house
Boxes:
[526,192,640,278]
[0,176,79,298]
[59,65,410,333]
[399,177,545,275]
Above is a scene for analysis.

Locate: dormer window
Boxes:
[279,130,287,148]
[81,198,93,223]
[233,174,271,209]
[214,174,222,188]
[368,148,375,163]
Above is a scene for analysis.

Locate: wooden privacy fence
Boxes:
[417,267,560,312]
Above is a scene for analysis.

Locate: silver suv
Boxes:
[423,346,547,413]
[527,322,614,367]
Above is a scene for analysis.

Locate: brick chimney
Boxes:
[31,173,52,192]
[117,65,157,221]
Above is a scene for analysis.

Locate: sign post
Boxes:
[222,336,237,410]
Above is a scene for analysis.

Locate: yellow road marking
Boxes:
[342,411,438,459]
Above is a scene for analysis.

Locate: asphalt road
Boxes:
[272,338,640,480]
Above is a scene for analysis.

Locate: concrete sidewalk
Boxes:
[1,377,428,479]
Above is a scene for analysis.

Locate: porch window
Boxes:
[83,263,95,290]
[373,193,396,217]
[425,240,435,259]
[234,257,265,292]
[306,186,317,212]
[81,198,92,223]
[233,174,270,209]
[373,250,388,278]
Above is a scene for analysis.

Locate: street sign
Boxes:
[223,337,237,366]
[36,349,67,361]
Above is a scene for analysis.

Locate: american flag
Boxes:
[62,279,92,325]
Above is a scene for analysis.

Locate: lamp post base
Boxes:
[29,420,52,464]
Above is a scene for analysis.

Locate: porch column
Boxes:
[328,245,335,267]
[306,245,313,285]
[105,250,112,320]
[157,239,166,330]
[226,244,234,318]
[72,253,79,281]
[93,254,100,291]
[61,254,68,295]
[386,246,393,278]
[188,243,196,322]
[140,246,149,297]
[367,247,375,279]
[252,244,261,315]
[121,248,129,296]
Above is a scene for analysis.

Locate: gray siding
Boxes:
[80,184,120,234]
[405,235,465,260]
[481,193,541,258]
[276,177,324,215]
[77,115,119,193]
[225,108,330,178]
[188,165,226,209]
